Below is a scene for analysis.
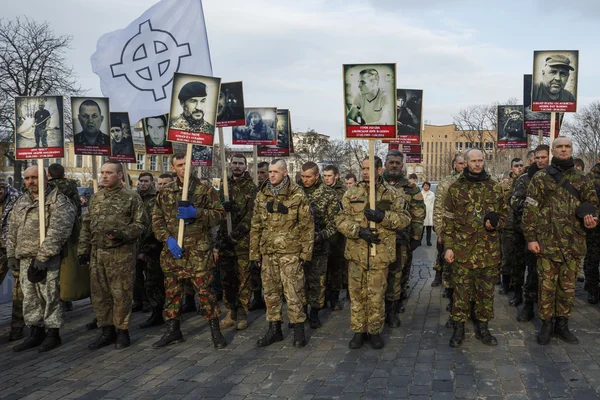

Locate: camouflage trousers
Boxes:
[451,266,496,323]
[220,253,252,313]
[349,261,388,334]
[19,256,63,329]
[261,253,307,324]
[537,255,579,320]
[163,270,219,321]
[90,246,136,330]
[0,249,24,329]
[250,264,262,293]
[400,248,413,293]
[386,244,408,301]
[144,247,165,308]
[500,229,515,275]
[303,254,328,309]
[511,231,538,291]
[434,240,444,272]
[584,227,600,291]
[326,254,347,292]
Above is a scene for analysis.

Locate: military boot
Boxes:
[209,318,227,349]
[38,328,61,353]
[499,274,511,294]
[249,290,265,311]
[554,317,579,344]
[446,288,454,312]
[510,285,523,307]
[537,319,553,345]
[449,322,465,347]
[140,306,164,329]
[396,298,406,314]
[517,296,535,322]
[475,320,498,346]
[14,326,46,352]
[369,333,384,349]
[257,321,283,347]
[8,327,24,342]
[86,318,98,330]
[431,270,442,287]
[220,309,237,329]
[308,307,322,329]
[349,332,367,349]
[236,308,248,330]
[385,300,401,328]
[293,323,306,348]
[88,325,117,350]
[152,320,184,348]
[182,295,197,314]
[115,329,131,349]
[587,287,599,305]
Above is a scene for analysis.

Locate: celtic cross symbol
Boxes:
[111,20,192,101]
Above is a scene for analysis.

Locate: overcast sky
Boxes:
[4,0,600,140]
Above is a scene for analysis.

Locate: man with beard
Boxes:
[299,162,339,328]
[524,137,598,345]
[74,100,110,146]
[533,55,576,102]
[216,154,257,331]
[382,150,425,327]
[110,115,134,156]
[511,145,549,321]
[239,112,274,142]
[584,158,600,304]
[170,81,215,134]
[444,149,507,348]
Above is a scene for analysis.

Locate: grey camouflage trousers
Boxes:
[19,256,63,329]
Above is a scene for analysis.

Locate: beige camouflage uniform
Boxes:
[433,170,460,288]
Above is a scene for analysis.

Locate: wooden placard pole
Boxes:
[123,164,131,190]
[549,112,556,161]
[38,160,46,244]
[368,141,377,256]
[91,155,99,192]
[218,127,232,234]
[252,145,258,185]
[177,143,193,247]
[537,128,543,145]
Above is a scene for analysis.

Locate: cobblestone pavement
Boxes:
[2,238,600,399]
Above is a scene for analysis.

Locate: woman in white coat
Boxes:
[421,181,435,246]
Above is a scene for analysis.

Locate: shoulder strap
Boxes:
[545,166,581,201]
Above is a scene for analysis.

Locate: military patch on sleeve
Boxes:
[443,211,455,219]
[525,197,538,207]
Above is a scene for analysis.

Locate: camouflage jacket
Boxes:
[336,179,411,266]
[382,171,425,244]
[329,179,347,202]
[48,177,82,219]
[587,163,600,197]
[327,179,347,257]
[510,168,538,232]
[442,172,507,269]
[523,165,599,260]
[433,170,460,234]
[216,171,257,256]
[302,177,339,256]
[170,114,215,134]
[499,172,518,231]
[153,177,224,253]
[7,188,76,262]
[137,186,161,254]
[79,183,147,254]
[1,185,21,247]
[250,177,314,261]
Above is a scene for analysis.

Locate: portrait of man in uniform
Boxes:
[531,51,578,112]
[170,81,215,134]
[73,98,110,147]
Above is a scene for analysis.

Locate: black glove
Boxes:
[277,202,289,214]
[483,212,499,228]
[364,208,385,223]
[78,254,90,266]
[358,227,381,245]
[7,257,19,272]
[266,200,275,213]
[410,239,420,252]
[33,258,52,271]
[106,229,124,240]
[222,201,235,213]
[576,202,597,218]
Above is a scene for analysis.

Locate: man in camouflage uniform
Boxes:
[336,156,411,349]
[216,154,257,331]
[8,166,76,352]
[0,182,23,341]
[323,164,347,310]
[511,145,549,321]
[382,150,425,326]
[152,154,227,349]
[250,159,314,348]
[584,158,600,304]
[524,137,599,345]
[499,158,524,298]
[169,82,215,134]
[79,161,147,350]
[136,172,166,329]
[443,149,507,348]
[433,154,465,327]
[300,162,339,328]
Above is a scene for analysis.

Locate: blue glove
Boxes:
[176,200,197,220]
[167,237,184,259]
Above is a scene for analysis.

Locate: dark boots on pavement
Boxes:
[517,295,535,322]
[209,318,227,348]
[349,332,367,349]
[554,317,579,344]
[140,306,164,329]
[8,327,23,342]
[115,329,131,349]
[257,321,283,347]
[293,323,306,348]
[14,326,46,352]
[369,333,384,349]
[89,325,117,350]
[537,319,553,345]
[475,320,498,346]
[431,270,442,287]
[38,328,61,353]
[152,320,184,348]
[509,285,523,307]
[308,307,321,329]
[449,322,465,347]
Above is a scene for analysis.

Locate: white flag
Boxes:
[91,0,212,124]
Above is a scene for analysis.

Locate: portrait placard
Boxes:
[108,112,135,163]
[257,109,291,157]
[72,97,111,156]
[344,63,396,139]
[168,72,220,146]
[14,96,64,160]
[406,154,422,163]
[143,114,173,155]
[531,50,578,113]
[216,81,245,128]
[524,74,564,137]
[191,145,213,167]
[232,107,278,145]
[497,105,527,149]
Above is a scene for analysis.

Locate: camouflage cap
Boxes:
[545,54,575,71]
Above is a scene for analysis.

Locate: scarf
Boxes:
[551,156,574,172]
[463,168,488,182]
[527,163,540,178]
[267,175,289,197]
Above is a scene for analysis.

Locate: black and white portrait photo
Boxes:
[191,145,213,166]
[109,112,135,162]
[397,88,423,136]
[15,96,64,150]
[497,105,527,149]
[531,50,579,112]
[216,81,245,127]
[232,107,278,145]
[72,96,111,156]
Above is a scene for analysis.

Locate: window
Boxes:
[76,155,83,168]
[43,159,50,167]
[149,156,157,171]
[162,156,169,172]
[485,142,493,151]
[465,142,473,149]
[456,142,463,151]
[54,158,62,165]
[137,154,145,170]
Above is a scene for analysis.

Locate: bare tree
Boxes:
[292,129,331,164]
[562,101,600,168]
[0,17,85,188]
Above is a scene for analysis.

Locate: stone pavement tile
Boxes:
[561,370,590,388]
[545,381,572,398]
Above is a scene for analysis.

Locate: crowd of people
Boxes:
[0,136,598,353]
